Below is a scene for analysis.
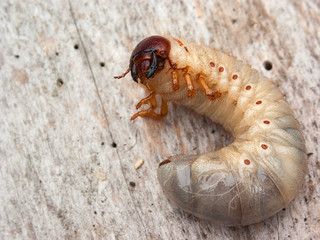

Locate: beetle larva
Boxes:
[115,36,307,226]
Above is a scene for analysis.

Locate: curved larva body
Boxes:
[122,36,307,226]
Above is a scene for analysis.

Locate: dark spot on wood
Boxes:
[312,121,317,128]
[263,60,273,70]
[313,136,318,143]
[232,19,237,24]
[308,179,315,195]
[112,142,117,148]
[201,232,207,239]
[129,181,136,187]
[57,78,64,87]
[184,46,189,52]
[304,217,307,222]
[55,52,59,56]
[282,208,286,211]
[58,209,63,218]
[304,196,308,203]
[315,159,320,169]
[100,62,105,67]
[101,142,105,146]
[94,211,97,214]
[14,55,20,58]
[74,44,79,49]
[307,152,313,157]
[211,129,215,134]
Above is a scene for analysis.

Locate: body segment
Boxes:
[116,36,307,226]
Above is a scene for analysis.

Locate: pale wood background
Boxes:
[1,0,319,239]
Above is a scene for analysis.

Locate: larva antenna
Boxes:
[114,67,130,79]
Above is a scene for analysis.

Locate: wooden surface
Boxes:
[1,0,319,239]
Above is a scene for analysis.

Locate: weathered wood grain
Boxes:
[0,0,319,239]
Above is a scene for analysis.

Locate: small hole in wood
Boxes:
[56,78,64,87]
[263,60,272,71]
[129,181,136,187]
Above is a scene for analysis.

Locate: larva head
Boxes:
[130,36,171,83]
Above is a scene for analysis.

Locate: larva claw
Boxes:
[197,76,222,100]
[135,92,156,109]
[131,108,166,120]
[209,92,222,101]
[131,108,159,120]
[188,89,196,97]
[132,95,168,120]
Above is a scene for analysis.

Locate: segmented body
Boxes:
[118,36,307,226]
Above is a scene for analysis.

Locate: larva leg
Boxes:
[197,76,222,100]
[135,91,157,109]
[171,70,179,91]
[131,108,166,120]
[131,93,168,120]
[183,72,196,97]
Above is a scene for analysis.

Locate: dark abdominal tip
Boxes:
[159,159,172,167]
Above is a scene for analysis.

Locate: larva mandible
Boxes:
[115,36,307,226]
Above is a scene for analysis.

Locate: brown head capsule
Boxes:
[129,36,171,83]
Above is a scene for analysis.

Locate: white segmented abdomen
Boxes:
[153,36,307,226]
